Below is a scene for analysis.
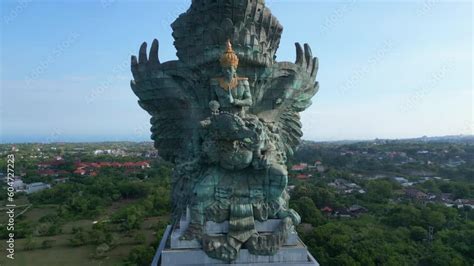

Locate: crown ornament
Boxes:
[220,40,239,68]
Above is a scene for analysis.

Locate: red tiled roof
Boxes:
[57,170,69,175]
[73,161,150,174]
[321,206,333,212]
[291,164,307,171]
[38,169,55,175]
[75,162,88,168]
[296,174,310,180]
[74,169,86,175]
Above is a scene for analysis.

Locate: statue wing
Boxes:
[253,43,319,156]
[131,39,212,221]
[130,39,207,162]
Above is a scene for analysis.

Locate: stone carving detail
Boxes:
[130,0,319,262]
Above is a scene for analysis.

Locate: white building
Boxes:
[25,182,51,194]
[12,179,25,191]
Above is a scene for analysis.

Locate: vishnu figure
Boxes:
[211,40,252,118]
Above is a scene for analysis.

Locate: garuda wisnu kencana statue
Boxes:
[130,0,319,262]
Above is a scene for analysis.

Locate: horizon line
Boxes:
[1,134,473,145]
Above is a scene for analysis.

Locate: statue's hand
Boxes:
[252,153,269,169]
[295,42,318,82]
[228,90,235,104]
[131,39,161,82]
[260,153,269,165]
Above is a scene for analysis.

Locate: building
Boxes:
[321,206,333,216]
[329,179,364,194]
[93,149,127,156]
[310,161,325,173]
[74,168,86,175]
[25,182,51,194]
[54,177,69,183]
[37,157,65,169]
[404,188,428,201]
[73,161,151,176]
[393,176,408,184]
[348,205,368,216]
[295,174,311,180]
[291,163,308,172]
[10,179,25,191]
[455,199,474,209]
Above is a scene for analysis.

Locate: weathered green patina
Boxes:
[130,0,319,262]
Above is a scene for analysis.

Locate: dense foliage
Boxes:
[292,181,473,265]
[0,140,472,265]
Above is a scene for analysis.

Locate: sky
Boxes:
[0,0,472,143]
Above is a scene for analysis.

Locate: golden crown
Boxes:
[219,40,239,68]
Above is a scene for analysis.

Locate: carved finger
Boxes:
[311,57,319,78]
[139,42,148,64]
[314,81,320,94]
[130,80,137,91]
[131,55,138,67]
[149,39,160,65]
[131,55,138,77]
[295,43,304,66]
[304,43,312,70]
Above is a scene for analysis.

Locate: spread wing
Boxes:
[130,39,207,163]
[131,39,211,222]
[252,43,319,156]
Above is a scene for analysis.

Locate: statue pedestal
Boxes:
[152,211,319,266]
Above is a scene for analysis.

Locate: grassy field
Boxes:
[1,236,155,266]
[0,196,167,266]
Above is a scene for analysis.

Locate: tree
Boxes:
[292,196,325,226]
[95,243,110,258]
[310,187,336,209]
[123,245,155,266]
[366,180,393,203]
[329,253,358,266]
[41,240,55,249]
[384,205,421,227]
[112,205,145,231]
[134,232,146,244]
[69,227,88,246]
[422,208,446,230]
[24,235,36,251]
[410,226,427,241]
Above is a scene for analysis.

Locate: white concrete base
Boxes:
[162,237,319,266]
[153,208,319,266]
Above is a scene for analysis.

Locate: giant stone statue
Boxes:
[131,0,319,264]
